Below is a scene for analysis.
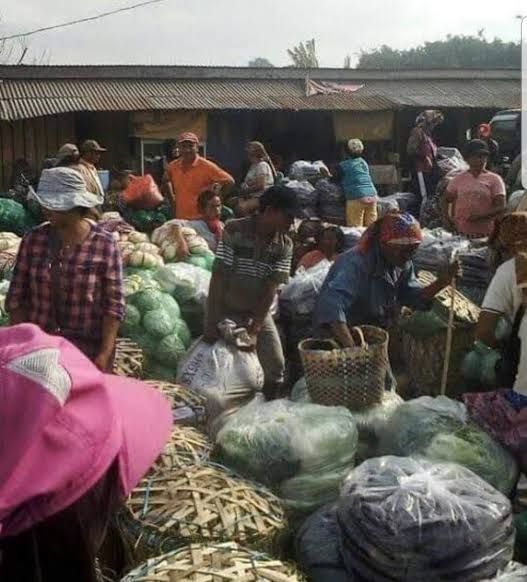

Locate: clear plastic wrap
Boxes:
[154,263,211,307]
[290,379,403,461]
[295,504,348,582]
[378,396,519,495]
[214,398,358,511]
[289,160,327,181]
[481,563,527,581]
[279,260,331,318]
[338,456,515,581]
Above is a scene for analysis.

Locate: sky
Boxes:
[1,0,525,67]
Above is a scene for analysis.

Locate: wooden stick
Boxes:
[440,276,456,396]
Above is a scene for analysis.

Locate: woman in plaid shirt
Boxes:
[6,167,125,371]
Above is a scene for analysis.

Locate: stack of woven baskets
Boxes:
[109,379,299,581]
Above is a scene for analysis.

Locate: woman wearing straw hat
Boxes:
[6,167,125,371]
[0,323,172,582]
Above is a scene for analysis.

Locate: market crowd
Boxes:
[1,116,526,581]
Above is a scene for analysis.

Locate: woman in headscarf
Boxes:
[465,212,527,472]
[237,141,277,216]
[313,211,458,348]
[407,110,444,203]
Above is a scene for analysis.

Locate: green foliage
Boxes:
[288,39,319,68]
[357,35,521,69]
[248,57,274,67]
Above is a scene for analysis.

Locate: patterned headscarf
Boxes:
[497,212,527,293]
[415,110,444,129]
[358,212,423,254]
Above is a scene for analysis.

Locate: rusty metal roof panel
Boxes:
[0,76,520,120]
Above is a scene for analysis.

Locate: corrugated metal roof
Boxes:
[0,74,520,121]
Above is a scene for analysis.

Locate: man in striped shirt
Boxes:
[205,186,296,399]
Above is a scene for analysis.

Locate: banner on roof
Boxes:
[306,79,364,97]
[131,111,207,141]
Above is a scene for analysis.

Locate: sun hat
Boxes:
[56,143,79,161]
[348,139,364,154]
[0,323,172,538]
[33,167,104,211]
[80,139,107,154]
[464,139,491,158]
[177,132,200,145]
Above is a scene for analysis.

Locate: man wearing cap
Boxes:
[78,139,107,199]
[204,185,295,400]
[445,139,506,238]
[164,132,234,220]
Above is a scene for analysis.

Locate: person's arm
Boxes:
[162,169,176,209]
[208,161,235,195]
[203,231,235,342]
[96,239,125,370]
[398,261,458,307]
[476,311,502,349]
[170,223,190,259]
[6,235,31,324]
[244,162,272,194]
[420,262,459,301]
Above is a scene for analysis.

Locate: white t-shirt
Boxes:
[482,258,527,395]
[243,161,274,196]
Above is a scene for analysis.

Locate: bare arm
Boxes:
[94,315,121,371]
[331,322,355,348]
[248,282,278,335]
[204,269,226,342]
[475,311,501,349]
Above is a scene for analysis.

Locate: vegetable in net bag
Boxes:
[338,456,515,582]
[0,199,33,235]
[295,504,348,582]
[174,318,192,348]
[378,396,518,495]
[214,399,358,502]
[156,333,187,369]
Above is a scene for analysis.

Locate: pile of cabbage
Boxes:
[378,395,519,495]
[214,398,358,514]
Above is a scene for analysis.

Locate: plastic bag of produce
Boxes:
[279,260,331,318]
[177,331,264,436]
[121,174,163,209]
[379,396,519,495]
[295,504,348,582]
[338,456,514,582]
[215,398,358,512]
[481,562,527,581]
[154,263,211,306]
[0,199,33,235]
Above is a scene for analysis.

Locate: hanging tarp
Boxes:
[131,111,207,141]
[333,110,394,141]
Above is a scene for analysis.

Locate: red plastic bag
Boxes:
[121,174,163,210]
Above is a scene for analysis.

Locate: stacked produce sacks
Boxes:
[151,221,215,269]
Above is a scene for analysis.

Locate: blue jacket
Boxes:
[339,157,377,200]
[313,242,430,330]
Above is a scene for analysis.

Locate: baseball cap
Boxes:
[260,184,300,218]
[0,324,172,538]
[177,132,199,145]
[80,139,107,154]
[56,143,79,161]
[464,139,490,157]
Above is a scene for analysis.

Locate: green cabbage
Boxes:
[174,318,192,348]
[158,294,181,320]
[142,308,176,338]
[128,289,166,314]
[128,331,159,358]
[155,333,187,369]
[120,304,142,337]
[144,361,178,381]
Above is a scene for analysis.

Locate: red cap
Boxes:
[177,132,199,145]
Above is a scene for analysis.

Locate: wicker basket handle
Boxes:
[350,326,367,348]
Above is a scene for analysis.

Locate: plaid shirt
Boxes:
[6,222,124,349]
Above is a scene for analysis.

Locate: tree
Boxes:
[343,55,352,69]
[357,35,521,69]
[287,39,319,68]
[248,57,274,68]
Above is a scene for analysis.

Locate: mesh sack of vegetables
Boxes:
[122,207,167,233]
[154,263,211,306]
[337,456,515,582]
[295,504,348,582]
[291,379,403,462]
[214,397,358,512]
[378,396,519,495]
[0,198,33,235]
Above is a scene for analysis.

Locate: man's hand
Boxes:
[94,350,113,372]
[176,238,190,260]
[438,260,462,285]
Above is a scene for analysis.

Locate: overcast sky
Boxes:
[1,0,525,67]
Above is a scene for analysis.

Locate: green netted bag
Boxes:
[122,207,167,233]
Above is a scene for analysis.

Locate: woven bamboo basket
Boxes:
[114,338,144,379]
[143,380,207,428]
[121,542,304,582]
[150,426,212,473]
[299,326,389,410]
[121,464,286,564]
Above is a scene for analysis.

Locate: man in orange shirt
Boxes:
[164,132,234,220]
